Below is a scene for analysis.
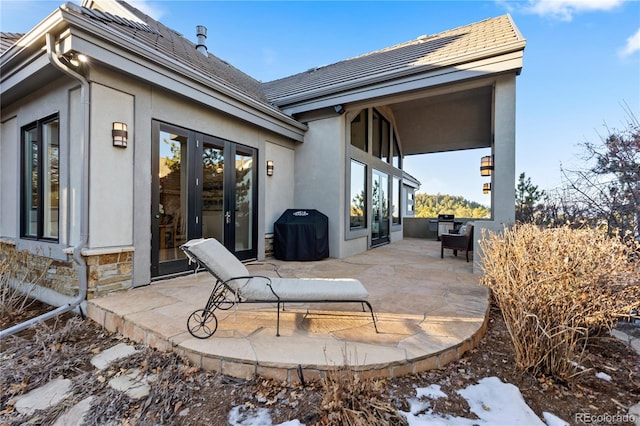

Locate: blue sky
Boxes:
[2,0,639,205]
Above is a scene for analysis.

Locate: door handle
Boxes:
[225,211,231,224]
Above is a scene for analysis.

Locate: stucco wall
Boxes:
[0,116,18,240]
[89,83,135,248]
[293,115,345,258]
[265,142,295,233]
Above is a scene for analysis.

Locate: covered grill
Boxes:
[274,209,329,261]
[429,214,462,240]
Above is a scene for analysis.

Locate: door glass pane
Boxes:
[350,160,366,228]
[158,131,187,261]
[234,147,254,251]
[23,127,38,237]
[43,119,59,238]
[372,170,389,242]
[202,142,225,242]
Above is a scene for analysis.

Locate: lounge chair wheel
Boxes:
[187,309,218,339]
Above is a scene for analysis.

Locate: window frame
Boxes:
[349,159,367,230]
[20,113,60,242]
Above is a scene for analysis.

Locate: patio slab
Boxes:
[87,238,489,382]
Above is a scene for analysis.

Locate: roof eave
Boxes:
[270,41,526,109]
[278,47,525,116]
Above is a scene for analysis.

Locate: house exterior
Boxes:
[0,0,526,300]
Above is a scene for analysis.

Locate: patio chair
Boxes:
[181,238,378,338]
[440,221,474,262]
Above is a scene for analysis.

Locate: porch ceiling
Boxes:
[389,85,493,156]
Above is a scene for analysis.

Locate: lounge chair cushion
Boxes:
[240,277,369,302]
[183,238,250,288]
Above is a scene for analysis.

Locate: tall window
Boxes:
[22,115,60,240]
[372,109,390,162]
[350,160,366,228]
[392,176,401,225]
[392,131,401,168]
[350,110,368,152]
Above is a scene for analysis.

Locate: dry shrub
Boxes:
[315,368,407,425]
[0,247,51,323]
[480,224,639,382]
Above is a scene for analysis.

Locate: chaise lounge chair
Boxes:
[181,238,378,338]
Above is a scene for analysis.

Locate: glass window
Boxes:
[392,131,401,168]
[372,110,381,158]
[350,160,366,229]
[22,115,59,240]
[381,117,390,163]
[372,109,390,162]
[350,110,368,152]
[392,176,401,225]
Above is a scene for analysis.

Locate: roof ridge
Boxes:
[264,14,516,87]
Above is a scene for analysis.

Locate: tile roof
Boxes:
[0,33,24,55]
[262,14,525,106]
[62,1,274,110]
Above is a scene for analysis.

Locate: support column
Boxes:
[492,74,517,226]
[474,74,517,273]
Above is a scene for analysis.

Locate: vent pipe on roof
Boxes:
[196,25,208,56]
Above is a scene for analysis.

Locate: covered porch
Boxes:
[87,238,489,382]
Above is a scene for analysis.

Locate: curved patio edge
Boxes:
[85,239,490,384]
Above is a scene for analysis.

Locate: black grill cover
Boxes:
[274,209,329,261]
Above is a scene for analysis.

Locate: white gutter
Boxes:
[0,32,89,339]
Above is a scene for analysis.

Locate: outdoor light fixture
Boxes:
[333,104,345,114]
[480,155,494,177]
[266,160,274,176]
[112,122,128,148]
[64,51,89,67]
[483,183,491,194]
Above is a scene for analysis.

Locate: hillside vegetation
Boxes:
[414,193,490,218]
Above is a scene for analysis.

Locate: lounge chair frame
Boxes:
[181,239,378,339]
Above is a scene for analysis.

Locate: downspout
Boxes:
[0,32,89,339]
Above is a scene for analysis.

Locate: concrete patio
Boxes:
[86,238,489,383]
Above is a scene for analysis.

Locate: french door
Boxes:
[371,169,389,246]
[151,121,257,278]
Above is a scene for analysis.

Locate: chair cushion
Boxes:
[240,277,369,302]
[182,238,249,289]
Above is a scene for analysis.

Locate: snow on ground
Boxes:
[227,376,568,426]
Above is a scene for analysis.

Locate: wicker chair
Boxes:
[440,222,474,262]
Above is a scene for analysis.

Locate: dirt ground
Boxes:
[1,300,639,425]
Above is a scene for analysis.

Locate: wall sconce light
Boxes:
[483,183,491,194]
[480,155,494,177]
[112,122,128,148]
[266,160,274,176]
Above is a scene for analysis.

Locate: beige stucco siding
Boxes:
[0,116,18,240]
[89,83,135,248]
[265,142,295,233]
[293,115,345,258]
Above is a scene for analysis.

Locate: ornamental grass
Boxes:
[480,224,639,382]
